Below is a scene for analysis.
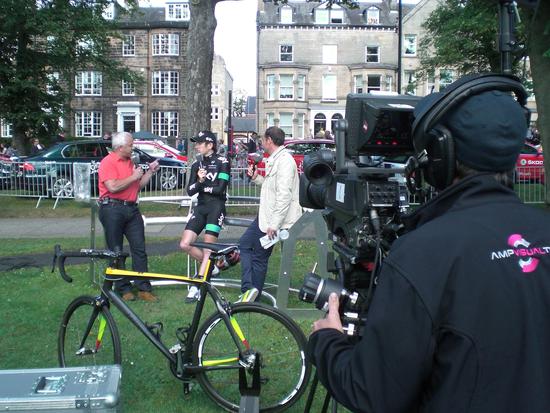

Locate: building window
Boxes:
[297,113,305,138]
[266,113,275,128]
[366,46,380,63]
[123,35,135,56]
[211,83,220,96]
[211,107,220,120]
[322,74,337,101]
[166,2,190,21]
[279,112,293,138]
[279,74,294,99]
[385,75,393,92]
[314,5,343,24]
[331,113,343,133]
[75,112,101,137]
[280,44,293,62]
[404,34,417,56]
[297,74,306,100]
[366,7,380,24]
[75,71,102,96]
[404,70,416,95]
[439,69,455,91]
[152,71,179,95]
[266,75,275,100]
[1,119,12,137]
[367,75,381,93]
[122,80,135,96]
[353,75,363,94]
[280,6,293,23]
[152,33,179,56]
[322,45,337,64]
[426,71,435,94]
[152,111,178,137]
[103,3,115,19]
[314,113,326,135]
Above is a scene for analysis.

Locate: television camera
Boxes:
[298,93,421,336]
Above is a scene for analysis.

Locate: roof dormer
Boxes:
[165,1,190,21]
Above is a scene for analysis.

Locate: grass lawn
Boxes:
[0,240,346,412]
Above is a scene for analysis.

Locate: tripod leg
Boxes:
[303,371,320,412]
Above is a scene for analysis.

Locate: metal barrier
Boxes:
[0,160,547,205]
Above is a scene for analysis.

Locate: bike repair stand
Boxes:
[238,354,261,413]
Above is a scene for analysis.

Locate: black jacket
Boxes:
[309,174,550,413]
[187,153,230,204]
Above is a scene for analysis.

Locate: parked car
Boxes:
[18,140,186,197]
[133,139,188,162]
[516,143,544,184]
[249,139,336,175]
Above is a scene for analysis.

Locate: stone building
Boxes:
[67,1,232,142]
[211,54,234,143]
[257,0,413,138]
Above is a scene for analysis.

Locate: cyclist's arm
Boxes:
[200,158,230,196]
[187,162,203,196]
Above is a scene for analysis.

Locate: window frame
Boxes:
[322,44,337,64]
[365,46,380,63]
[279,112,293,138]
[75,71,102,96]
[152,71,179,96]
[354,75,363,94]
[367,74,381,93]
[122,35,135,56]
[122,79,135,96]
[279,74,294,100]
[211,107,220,120]
[322,74,337,101]
[166,3,190,21]
[404,34,417,56]
[279,44,293,62]
[266,74,276,100]
[152,33,180,56]
[152,111,179,138]
[75,111,102,138]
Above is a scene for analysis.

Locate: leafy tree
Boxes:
[232,92,247,117]
[417,0,550,205]
[0,0,140,155]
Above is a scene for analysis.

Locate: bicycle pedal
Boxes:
[169,343,182,354]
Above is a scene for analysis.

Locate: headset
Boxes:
[409,73,529,190]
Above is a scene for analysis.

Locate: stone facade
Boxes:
[211,54,234,144]
[257,0,412,138]
[67,1,232,143]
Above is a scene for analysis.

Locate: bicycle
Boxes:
[52,242,311,412]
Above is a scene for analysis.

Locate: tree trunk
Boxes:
[527,1,550,206]
[184,0,219,154]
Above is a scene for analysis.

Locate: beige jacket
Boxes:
[252,146,302,232]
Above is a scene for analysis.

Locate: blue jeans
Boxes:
[98,203,152,294]
[239,218,274,295]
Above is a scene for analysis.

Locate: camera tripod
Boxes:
[304,370,340,413]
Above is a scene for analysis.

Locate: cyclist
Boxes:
[180,131,231,302]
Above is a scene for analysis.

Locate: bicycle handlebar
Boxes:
[52,244,129,283]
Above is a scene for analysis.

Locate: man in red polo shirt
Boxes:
[98,131,160,302]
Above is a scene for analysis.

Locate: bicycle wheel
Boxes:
[58,295,121,367]
[193,303,311,412]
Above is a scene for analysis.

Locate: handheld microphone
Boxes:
[131,152,142,168]
[196,154,204,169]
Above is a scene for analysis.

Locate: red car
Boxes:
[133,140,187,162]
[249,139,336,175]
[516,143,544,183]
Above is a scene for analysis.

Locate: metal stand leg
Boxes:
[239,354,261,413]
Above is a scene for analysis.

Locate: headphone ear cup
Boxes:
[423,126,455,190]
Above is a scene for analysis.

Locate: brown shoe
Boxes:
[121,292,136,302]
[138,291,158,302]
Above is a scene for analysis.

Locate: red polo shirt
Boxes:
[98,152,140,202]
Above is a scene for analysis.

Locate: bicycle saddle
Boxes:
[190,242,239,257]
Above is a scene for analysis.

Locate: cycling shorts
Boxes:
[185,202,225,237]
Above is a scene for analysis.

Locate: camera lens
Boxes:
[299,273,349,311]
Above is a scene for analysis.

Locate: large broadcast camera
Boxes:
[299,93,421,336]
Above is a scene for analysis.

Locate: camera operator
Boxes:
[308,76,550,412]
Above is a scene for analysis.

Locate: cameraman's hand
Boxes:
[312,293,343,334]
